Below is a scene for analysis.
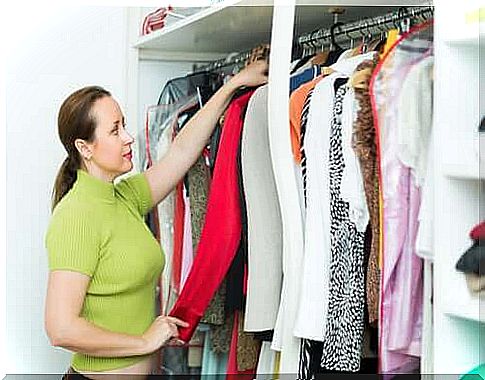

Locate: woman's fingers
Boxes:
[163,316,189,327]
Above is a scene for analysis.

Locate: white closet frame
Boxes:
[125,0,484,375]
[432,0,485,375]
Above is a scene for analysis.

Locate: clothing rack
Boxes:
[298,6,434,54]
[193,50,254,74]
[192,6,433,74]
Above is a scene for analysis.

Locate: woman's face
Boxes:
[88,96,134,181]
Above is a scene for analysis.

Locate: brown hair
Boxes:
[51,86,111,211]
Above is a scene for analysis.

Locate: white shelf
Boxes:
[444,162,482,180]
[441,5,485,46]
[134,0,274,54]
[443,294,485,324]
[444,24,485,46]
[133,3,405,55]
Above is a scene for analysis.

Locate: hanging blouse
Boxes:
[370,21,433,374]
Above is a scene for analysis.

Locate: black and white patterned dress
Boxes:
[320,82,366,372]
[298,81,366,378]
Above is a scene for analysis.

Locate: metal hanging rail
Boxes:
[193,5,434,73]
[298,6,434,50]
[193,50,254,74]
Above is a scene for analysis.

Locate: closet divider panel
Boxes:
[267,2,304,374]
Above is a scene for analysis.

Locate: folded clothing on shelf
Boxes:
[456,221,485,294]
[456,222,485,274]
[142,7,170,35]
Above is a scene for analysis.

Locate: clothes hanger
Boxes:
[368,20,387,52]
[329,21,344,52]
[349,29,362,57]
[311,37,330,65]
[360,20,374,53]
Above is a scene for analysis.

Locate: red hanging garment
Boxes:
[169,90,255,342]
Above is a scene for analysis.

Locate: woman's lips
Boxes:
[123,152,132,161]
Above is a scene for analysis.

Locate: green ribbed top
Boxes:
[46,169,164,372]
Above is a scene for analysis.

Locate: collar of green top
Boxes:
[74,169,116,202]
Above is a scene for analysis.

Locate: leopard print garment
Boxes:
[352,58,381,326]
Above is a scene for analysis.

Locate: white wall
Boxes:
[5,5,129,374]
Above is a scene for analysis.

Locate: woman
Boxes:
[44,59,269,380]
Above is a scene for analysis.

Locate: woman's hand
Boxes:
[230,59,269,89]
[141,315,189,354]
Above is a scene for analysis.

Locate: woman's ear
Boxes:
[74,138,93,161]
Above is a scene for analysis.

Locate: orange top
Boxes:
[289,75,326,163]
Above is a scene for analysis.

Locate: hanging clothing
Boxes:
[158,71,222,106]
[142,95,199,172]
[201,324,229,378]
[339,83,369,234]
[402,55,434,262]
[289,75,326,164]
[188,155,227,327]
[225,129,249,314]
[319,81,366,372]
[226,311,256,380]
[241,85,283,332]
[211,310,234,355]
[180,186,193,290]
[290,65,321,93]
[169,90,256,342]
[188,155,211,253]
[294,52,376,343]
[351,57,381,325]
[299,87,315,209]
[397,55,434,187]
[172,181,185,295]
[370,21,433,374]
[255,342,277,379]
[380,29,400,59]
[236,311,261,371]
[155,122,176,314]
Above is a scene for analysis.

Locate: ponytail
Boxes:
[52,85,111,212]
[51,156,79,211]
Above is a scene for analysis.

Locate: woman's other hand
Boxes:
[141,315,188,354]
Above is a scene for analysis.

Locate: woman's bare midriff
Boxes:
[77,353,156,380]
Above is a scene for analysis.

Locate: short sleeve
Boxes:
[46,208,100,277]
[115,173,153,217]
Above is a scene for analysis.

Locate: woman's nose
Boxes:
[123,130,134,144]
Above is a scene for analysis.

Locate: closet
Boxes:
[125,0,485,376]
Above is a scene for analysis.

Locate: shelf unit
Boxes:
[441,3,484,46]
[125,0,484,376]
[433,0,485,375]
